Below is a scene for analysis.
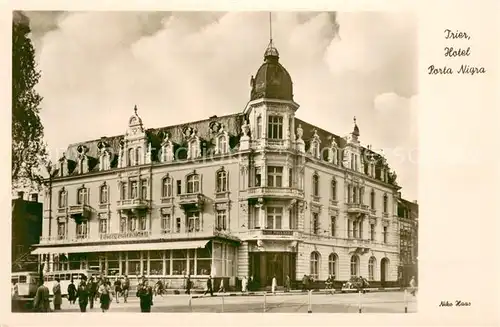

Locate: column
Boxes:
[146,251,150,275]
[259,205,266,229]
[119,252,123,275]
[140,251,145,275]
[162,251,166,276]
[49,254,54,272]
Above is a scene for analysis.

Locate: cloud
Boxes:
[25,11,418,200]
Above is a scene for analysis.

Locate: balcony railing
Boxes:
[346,203,370,214]
[247,187,304,199]
[262,229,294,236]
[68,204,92,219]
[116,198,149,212]
[178,193,204,209]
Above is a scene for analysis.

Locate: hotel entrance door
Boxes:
[249,252,296,289]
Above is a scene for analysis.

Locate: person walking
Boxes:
[241,276,248,293]
[33,280,51,312]
[12,280,19,312]
[77,278,89,313]
[98,278,112,313]
[114,277,122,303]
[136,278,154,313]
[88,276,98,309]
[122,275,130,303]
[218,279,225,293]
[301,275,308,292]
[185,274,192,295]
[67,280,77,305]
[409,276,417,296]
[271,275,278,295]
[284,275,291,293]
[204,276,213,296]
[52,278,62,311]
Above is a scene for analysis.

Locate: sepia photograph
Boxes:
[11,11,418,314]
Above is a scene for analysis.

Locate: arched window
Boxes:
[218,136,228,154]
[383,193,388,213]
[370,189,376,209]
[186,173,200,194]
[310,252,320,280]
[128,148,134,166]
[312,173,319,197]
[368,256,376,281]
[331,179,337,201]
[58,189,67,208]
[99,184,108,204]
[328,253,338,279]
[162,176,173,198]
[135,147,141,166]
[216,169,228,193]
[350,255,359,278]
[77,187,88,205]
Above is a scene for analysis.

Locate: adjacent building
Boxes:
[12,191,43,272]
[32,39,406,289]
[397,197,418,286]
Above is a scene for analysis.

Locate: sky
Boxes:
[24,11,418,201]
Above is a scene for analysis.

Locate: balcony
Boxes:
[242,229,299,241]
[178,193,204,210]
[346,203,370,215]
[247,187,304,199]
[116,198,150,214]
[100,230,151,241]
[68,204,92,219]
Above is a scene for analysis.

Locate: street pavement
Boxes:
[58,291,417,313]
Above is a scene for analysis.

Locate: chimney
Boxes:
[413,200,418,204]
[17,191,24,200]
[30,193,39,202]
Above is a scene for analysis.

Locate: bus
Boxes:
[11,271,39,298]
[43,269,100,296]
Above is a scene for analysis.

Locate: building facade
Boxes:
[12,192,43,272]
[397,197,418,286]
[33,41,403,289]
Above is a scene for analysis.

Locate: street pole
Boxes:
[404,289,408,313]
[358,290,362,313]
[307,290,312,313]
[263,292,266,312]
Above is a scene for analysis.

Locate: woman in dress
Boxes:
[67,279,77,305]
[98,278,112,313]
[271,275,278,295]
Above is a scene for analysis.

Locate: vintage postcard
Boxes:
[2,1,499,327]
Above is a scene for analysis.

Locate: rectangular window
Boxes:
[256,116,262,139]
[196,248,211,275]
[267,115,283,139]
[161,214,171,233]
[176,180,182,195]
[370,224,375,241]
[128,217,137,232]
[216,210,227,231]
[383,226,388,243]
[121,183,127,200]
[99,217,107,234]
[130,181,138,199]
[312,213,319,234]
[57,221,66,240]
[255,167,262,187]
[141,179,148,199]
[187,212,200,232]
[331,216,336,237]
[288,168,293,188]
[76,221,88,239]
[120,217,126,233]
[149,250,163,276]
[77,188,88,205]
[172,250,186,275]
[266,207,283,230]
[175,217,181,233]
[353,221,358,239]
[267,166,283,187]
[139,216,147,231]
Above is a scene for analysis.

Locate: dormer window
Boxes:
[188,140,199,159]
[267,115,283,140]
[162,175,173,198]
[77,187,88,205]
[217,135,228,154]
[216,168,228,193]
[186,173,200,194]
[58,189,67,208]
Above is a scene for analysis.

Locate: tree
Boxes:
[12,11,48,190]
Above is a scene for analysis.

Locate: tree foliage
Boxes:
[12,11,48,190]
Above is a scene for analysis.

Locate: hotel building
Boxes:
[32,40,403,289]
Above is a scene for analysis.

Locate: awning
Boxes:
[31,240,210,255]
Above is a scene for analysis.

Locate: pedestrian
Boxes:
[271,275,278,295]
[88,276,97,309]
[114,277,122,303]
[285,275,291,293]
[77,278,89,313]
[248,275,254,292]
[301,274,308,292]
[204,276,213,296]
[409,276,417,296]
[136,277,154,313]
[122,275,130,303]
[359,276,369,294]
[33,280,51,312]
[67,279,77,305]
[241,276,248,293]
[12,280,19,312]
[185,274,192,295]
[52,278,62,311]
[218,278,225,293]
[98,278,112,313]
